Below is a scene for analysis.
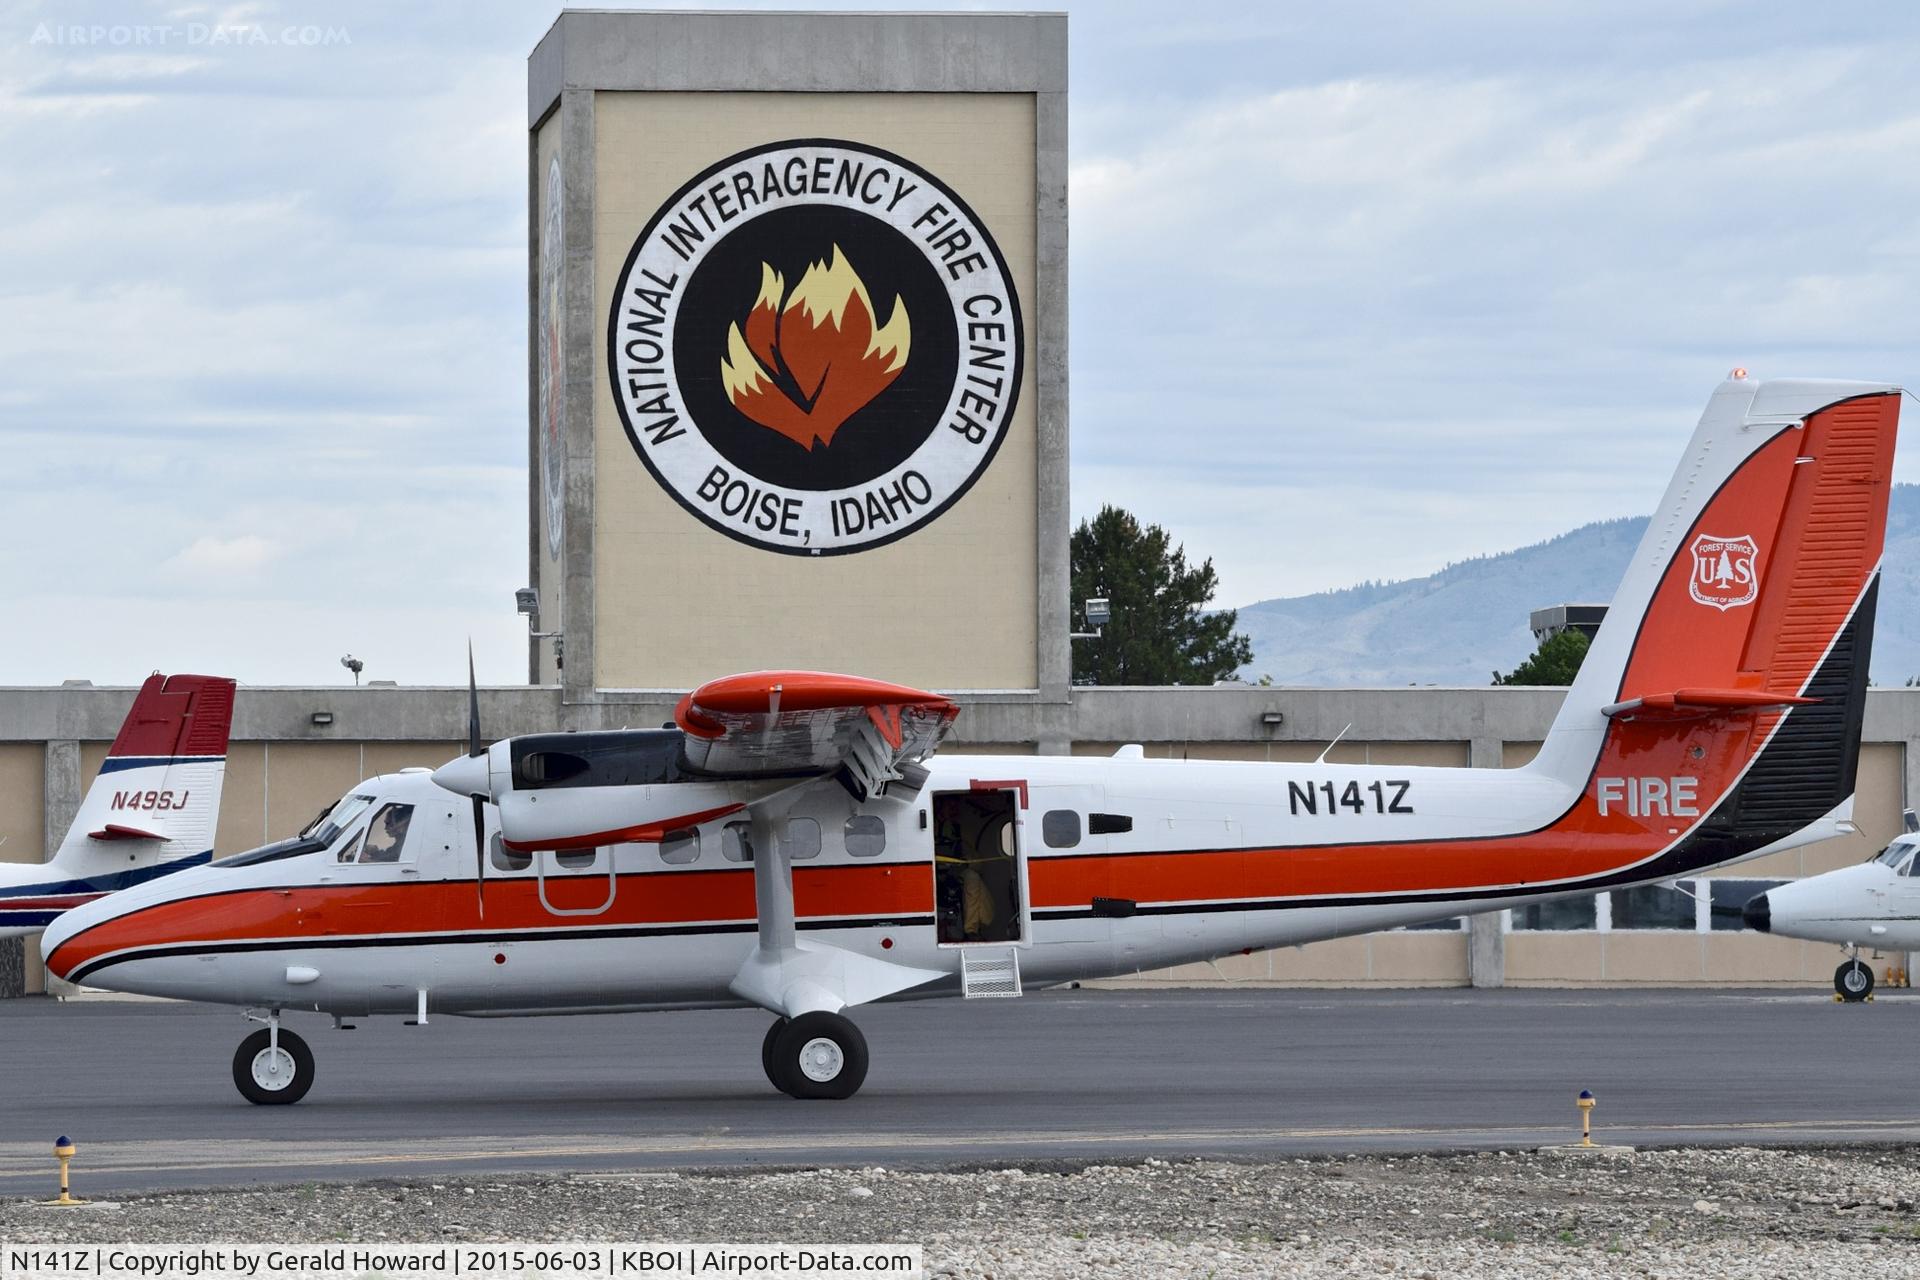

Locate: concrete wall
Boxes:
[6,681,1918,996]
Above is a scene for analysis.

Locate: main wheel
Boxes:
[768,1011,869,1100]
[1836,959,1875,1002]
[232,1027,315,1105]
[760,1017,788,1088]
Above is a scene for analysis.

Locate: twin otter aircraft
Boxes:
[43,375,1901,1104]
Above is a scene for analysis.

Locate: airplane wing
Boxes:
[675,670,958,801]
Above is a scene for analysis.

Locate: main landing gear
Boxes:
[233,1012,315,1105]
[760,1011,869,1100]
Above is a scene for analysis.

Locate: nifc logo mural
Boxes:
[1689,533,1759,611]
[607,139,1023,555]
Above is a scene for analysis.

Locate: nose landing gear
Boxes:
[1836,955,1875,1002]
[233,1012,315,1105]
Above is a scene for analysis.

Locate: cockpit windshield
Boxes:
[214,792,378,868]
[1873,840,1919,872]
[309,793,376,845]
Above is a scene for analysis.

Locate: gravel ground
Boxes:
[5,1147,1920,1277]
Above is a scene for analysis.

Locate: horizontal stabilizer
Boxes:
[1601,688,1819,721]
[87,824,167,842]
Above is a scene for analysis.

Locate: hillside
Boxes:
[1233,484,1920,687]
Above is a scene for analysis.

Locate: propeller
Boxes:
[466,643,487,919]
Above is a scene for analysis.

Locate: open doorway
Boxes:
[932,789,1023,945]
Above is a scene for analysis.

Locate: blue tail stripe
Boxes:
[0,850,215,900]
[0,910,60,928]
[96,756,226,775]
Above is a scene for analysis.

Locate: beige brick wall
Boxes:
[0,744,46,993]
[591,92,1039,691]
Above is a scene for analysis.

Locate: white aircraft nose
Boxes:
[431,752,491,798]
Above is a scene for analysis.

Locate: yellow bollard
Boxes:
[1576,1090,1596,1148]
[45,1136,87,1207]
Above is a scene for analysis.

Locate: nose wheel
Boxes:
[232,1025,315,1105]
[761,1011,868,1100]
[1836,958,1875,1002]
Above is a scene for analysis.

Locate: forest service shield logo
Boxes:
[1688,533,1759,611]
[607,139,1023,555]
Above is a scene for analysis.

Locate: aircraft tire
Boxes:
[232,1028,316,1105]
[770,1012,869,1100]
[1836,960,1875,1002]
[760,1018,788,1089]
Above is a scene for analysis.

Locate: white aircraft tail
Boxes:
[0,674,235,933]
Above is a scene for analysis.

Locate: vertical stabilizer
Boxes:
[0,674,235,934]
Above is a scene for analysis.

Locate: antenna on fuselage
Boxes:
[1315,723,1353,765]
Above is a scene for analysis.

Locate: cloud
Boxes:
[4,0,1920,683]
[163,533,282,577]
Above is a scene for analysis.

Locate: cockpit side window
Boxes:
[356,803,416,864]
[1904,851,1920,877]
[336,830,365,864]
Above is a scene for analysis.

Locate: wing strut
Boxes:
[727,798,944,1019]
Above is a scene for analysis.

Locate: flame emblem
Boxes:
[719,246,911,450]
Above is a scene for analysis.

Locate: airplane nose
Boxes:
[431,752,490,798]
[1742,892,1772,933]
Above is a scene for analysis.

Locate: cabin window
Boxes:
[1088,813,1133,835]
[356,804,415,864]
[1610,881,1696,930]
[1509,896,1596,931]
[1041,810,1081,848]
[845,815,886,857]
[782,818,820,860]
[660,828,700,865]
[554,848,598,870]
[489,833,531,872]
[722,821,754,863]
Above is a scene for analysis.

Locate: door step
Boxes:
[960,946,1023,998]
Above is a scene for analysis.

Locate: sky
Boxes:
[3,0,1919,686]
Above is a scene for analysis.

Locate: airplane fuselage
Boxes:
[44,734,1829,1016]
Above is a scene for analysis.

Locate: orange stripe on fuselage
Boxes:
[46,862,933,980]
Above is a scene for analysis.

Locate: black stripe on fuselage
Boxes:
[62,914,937,986]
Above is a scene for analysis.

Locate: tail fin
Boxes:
[49,673,236,875]
[1533,376,1899,859]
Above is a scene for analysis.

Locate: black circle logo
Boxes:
[607,139,1022,555]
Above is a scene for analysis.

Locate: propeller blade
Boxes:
[471,793,488,920]
[467,642,482,759]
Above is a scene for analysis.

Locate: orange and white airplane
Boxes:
[1,674,234,938]
[42,376,1898,1105]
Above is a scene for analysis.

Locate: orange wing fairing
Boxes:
[678,670,955,726]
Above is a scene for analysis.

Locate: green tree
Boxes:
[1070,505,1253,685]
[1494,629,1591,686]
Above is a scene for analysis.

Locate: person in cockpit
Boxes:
[360,804,413,863]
